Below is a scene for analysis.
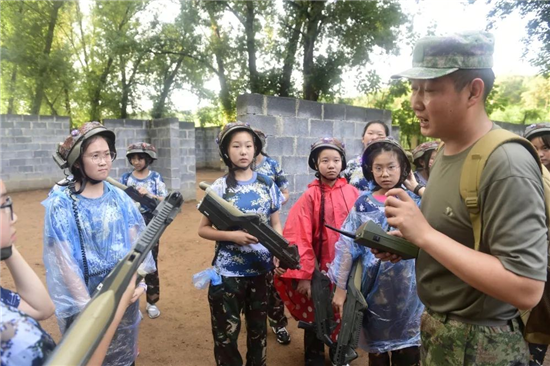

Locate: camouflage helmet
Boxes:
[53,121,116,171]
[308,137,347,171]
[412,141,440,161]
[524,123,550,141]
[126,142,158,161]
[253,128,267,152]
[392,31,494,80]
[216,122,263,167]
[362,137,411,185]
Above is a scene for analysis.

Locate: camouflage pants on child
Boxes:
[264,271,288,329]
[208,274,268,366]
[421,310,529,366]
[143,213,160,304]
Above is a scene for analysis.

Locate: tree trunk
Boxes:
[64,86,72,121]
[151,56,185,119]
[120,53,145,119]
[245,2,259,93]
[302,1,325,101]
[7,65,17,114]
[279,6,304,97]
[31,1,63,114]
[90,56,114,121]
[207,4,232,120]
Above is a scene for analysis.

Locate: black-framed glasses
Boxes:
[1,196,14,221]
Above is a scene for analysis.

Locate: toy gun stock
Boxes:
[44,191,183,366]
[325,221,418,260]
[106,177,160,212]
[198,182,301,270]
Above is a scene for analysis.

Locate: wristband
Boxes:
[413,184,425,195]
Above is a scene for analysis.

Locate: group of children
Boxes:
[1,30,549,366]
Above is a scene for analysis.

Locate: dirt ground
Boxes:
[1,168,548,366]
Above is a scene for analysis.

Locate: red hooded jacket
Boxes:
[282,177,358,279]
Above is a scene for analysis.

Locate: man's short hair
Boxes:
[447,69,495,101]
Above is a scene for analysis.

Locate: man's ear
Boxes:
[467,78,485,107]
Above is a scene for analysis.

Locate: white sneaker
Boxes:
[146,303,161,319]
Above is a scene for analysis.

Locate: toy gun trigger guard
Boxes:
[198,181,301,270]
[44,191,183,366]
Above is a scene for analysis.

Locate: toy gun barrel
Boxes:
[325,224,356,239]
[45,191,183,366]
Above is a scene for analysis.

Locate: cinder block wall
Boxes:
[0,115,70,191]
[236,94,393,224]
[195,126,223,169]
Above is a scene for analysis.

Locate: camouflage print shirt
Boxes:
[255,156,289,191]
[210,172,284,277]
[121,170,168,214]
[342,155,371,192]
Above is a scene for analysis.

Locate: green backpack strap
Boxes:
[460,129,541,251]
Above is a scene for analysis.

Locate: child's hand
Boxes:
[137,187,149,196]
[130,281,146,304]
[403,171,418,192]
[371,248,403,263]
[296,279,311,298]
[273,257,286,276]
[230,230,258,246]
[332,286,347,318]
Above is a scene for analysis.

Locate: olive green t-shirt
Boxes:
[417,137,548,321]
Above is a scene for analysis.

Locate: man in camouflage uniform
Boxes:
[377,32,548,365]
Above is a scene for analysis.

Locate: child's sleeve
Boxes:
[155,173,168,198]
[271,159,289,191]
[120,172,129,186]
[268,182,283,214]
[282,193,316,279]
[42,194,91,332]
[328,208,364,289]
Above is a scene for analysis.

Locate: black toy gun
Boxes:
[297,266,337,346]
[45,191,183,366]
[325,221,419,260]
[332,259,368,366]
[106,177,160,212]
[198,182,301,270]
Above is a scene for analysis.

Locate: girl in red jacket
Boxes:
[275,137,358,366]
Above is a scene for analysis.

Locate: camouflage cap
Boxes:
[392,31,495,80]
[412,141,440,161]
[126,142,158,160]
[524,122,550,140]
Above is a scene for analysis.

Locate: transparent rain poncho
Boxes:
[328,190,424,354]
[42,181,156,366]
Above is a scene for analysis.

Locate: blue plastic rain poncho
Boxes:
[42,181,155,366]
[328,189,424,354]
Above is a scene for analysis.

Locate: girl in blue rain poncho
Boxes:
[43,122,154,366]
[328,138,425,366]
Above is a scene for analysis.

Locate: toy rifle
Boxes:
[198,182,301,270]
[44,191,183,366]
[332,259,368,366]
[325,221,419,260]
[297,265,337,347]
[106,177,160,212]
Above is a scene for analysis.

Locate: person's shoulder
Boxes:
[149,170,164,180]
[353,191,377,211]
[43,187,71,208]
[256,172,275,187]
[486,142,541,180]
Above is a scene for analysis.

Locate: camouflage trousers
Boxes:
[265,271,288,329]
[368,346,420,366]
[529,343,548,366]
[208,273,268,366]
[145,241,160,304]
[421,310,529,366]
[143,213,160,305]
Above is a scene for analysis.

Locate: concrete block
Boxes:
[239,115,279,136]
[1,115,22,122]
[267,137,295,156]
[297,100,322,120]
[124,119,146,128]
[365,108,392,124]
[23,115,39,122]
[115,129,136,139]
[294,174,314,194]
[343,138,364,158]
[237,93,265,116]
[323,103,346,121]
[281,118,309,137]
[295,137,319,156]
[281,156,309,175]
[309,120,334,138]
[333,121,357,140]
[345,106,368,122]
[266,96,296,117]
[0,121,14,129]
